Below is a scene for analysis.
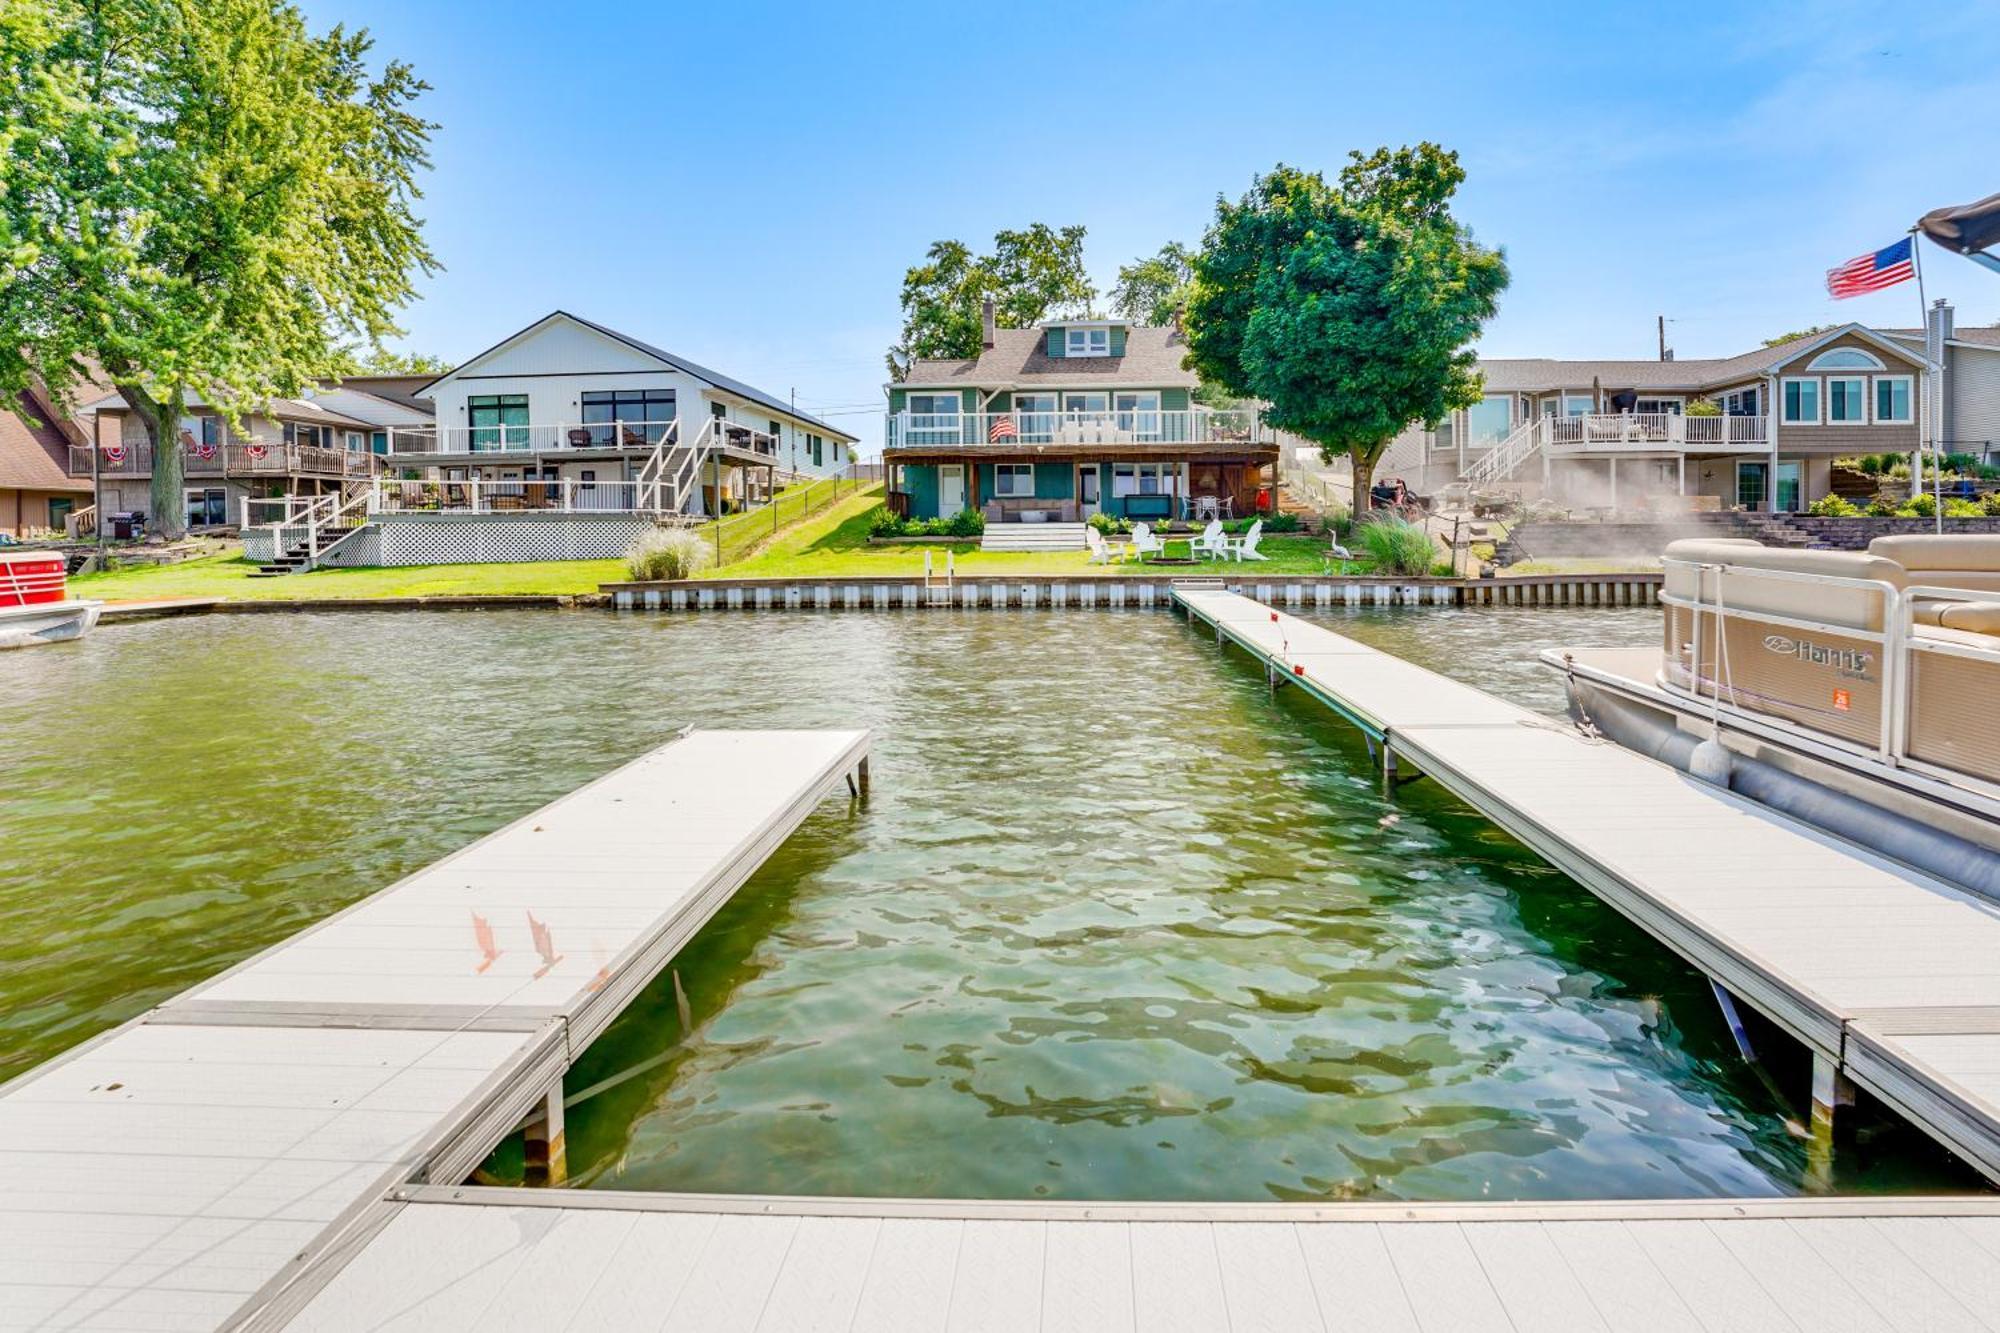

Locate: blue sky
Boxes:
[302,0,2000,453]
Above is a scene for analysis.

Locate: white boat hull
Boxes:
[0,600,102,649]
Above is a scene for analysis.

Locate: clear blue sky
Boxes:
[302,0,2000,454]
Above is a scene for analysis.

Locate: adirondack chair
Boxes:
[1130,522,1168,561]
[1227,518,1269,562]
[1189,520,1228,560]
[1085,527,1128,564]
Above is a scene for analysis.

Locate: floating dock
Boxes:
[0,728,869,1331]
[1173,585,2000,1188]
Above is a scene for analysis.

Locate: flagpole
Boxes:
[1910,231,1944,533]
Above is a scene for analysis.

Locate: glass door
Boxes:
[1736,461,1769,510]
[1076,464,1100,516]
[1774,460,1802,513]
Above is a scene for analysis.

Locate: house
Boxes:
[77,389,384,528]
[1383,322,1937,512]
[0,381,101,538]
[391,311,859,515]
[882,302,1277,525]
[1880,302,2000,465]
[309,377,438,456]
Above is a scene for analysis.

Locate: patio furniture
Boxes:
[1124,494,1174,522]
[1130,522,1167,561]
[983,498,1080,523]
[567,428,592,448]
[1193,495,1222,523]
[1085,528,1128,564]
[1225,519,1269,562]
[1189,520,1228,560]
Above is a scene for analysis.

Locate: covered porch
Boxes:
[886,448,1277,523]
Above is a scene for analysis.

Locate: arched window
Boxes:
[1806,347,1885,371]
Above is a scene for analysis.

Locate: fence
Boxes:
[703,473,878,567]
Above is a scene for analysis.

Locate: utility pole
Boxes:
[1657,315,1670,362]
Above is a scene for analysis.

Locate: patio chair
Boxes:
[1189,519,1228,560]
[1086,527,1128,564]
[1226,518,1269,562]
[1130,522,1167,561]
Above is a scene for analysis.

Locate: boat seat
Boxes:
[1910,599,2000,634]
[1869,534,2000,594]
[1662,539,1902,631]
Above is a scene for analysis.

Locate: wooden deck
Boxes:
[0,729,869,1331]
[283,1190,2000,1332]
[1173,585,2000,1187]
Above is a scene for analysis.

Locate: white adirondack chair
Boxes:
[1228,518,1269,561]
[1086,527,1128,564]
[1130,522,1167,561]
[1189,520,1227,560]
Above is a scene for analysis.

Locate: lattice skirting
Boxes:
[242,530,276,562]
[375,515,651,565]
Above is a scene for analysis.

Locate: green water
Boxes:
[0,608,1978,1201]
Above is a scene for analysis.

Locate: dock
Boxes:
[0,728,869,1332]
[1172,585,2000,1188]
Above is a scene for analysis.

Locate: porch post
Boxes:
[1678,453,1687,496]
[1608,458,1617,510]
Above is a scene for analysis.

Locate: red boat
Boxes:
[0,551,102,648]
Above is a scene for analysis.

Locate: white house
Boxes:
[391,311,858,513]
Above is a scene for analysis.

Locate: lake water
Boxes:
[0,606,1977,1200]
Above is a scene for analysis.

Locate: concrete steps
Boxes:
[979,522,1089,552]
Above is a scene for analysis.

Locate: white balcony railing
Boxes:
[1544,413,1768,451]
[387,420,684,456]
[369,477,655,514]
[885,408,1270,451]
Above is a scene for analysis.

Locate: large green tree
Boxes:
[1184,147,1507,510]
[1109,241,1194,326]
[0,0,436,537]
[886,224,1094,379]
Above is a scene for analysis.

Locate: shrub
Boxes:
[946,507,985,538]
[1806,494,1860,517]
[1944,452,1981,474]
[1685,397,1722,417]
[626,527,712,581]
[1355,516,1438,575]
[1945,497,1984,519]
[1856,455,1882,476]
[1982,493,2000,518]
[1900,492,1938,519]
[1262,511,1301,533]
[1866,498,1898,517]
[869,508,912,538]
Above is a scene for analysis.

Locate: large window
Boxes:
[1781,379,1819,424]
[1015,392,1057,440]
[1634,398,1682,416]
[1467,394,1513,445]
[994,463,1035,497]
[1065,326,1110,357]
[1114,391,1161,439]
[1111,462,1174,497]
[1807,347,1885,371]
[581,389,676,446]
[468,394,529,451]
[1718,386,1760,416]
[906,392,961,443]
[283,422,328,448]
[1875,376,1913,423]
[1737,461,1768,509]
[1826,376,1867,424]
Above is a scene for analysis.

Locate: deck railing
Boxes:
[384,420,781,460]
[1545,413,1768,450]
[885,408,1270,451]
[370,477,654,513]
[68,441,378,477]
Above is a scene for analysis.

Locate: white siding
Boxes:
[1952,345,2000,451]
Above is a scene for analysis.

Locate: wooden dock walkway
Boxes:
[0,728,869,1332]
[1172,585,2000,1189]
[282,1190,2000,1332]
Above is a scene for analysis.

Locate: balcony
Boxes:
[1542,413,1768,453]
[68,441,380,478]
[884,408,1271,453]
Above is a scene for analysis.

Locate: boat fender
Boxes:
[1689,737,1734,787]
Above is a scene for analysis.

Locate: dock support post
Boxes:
[523,1083,567,1186]
[857,755,870,797]
[1807,1052,1856,1190]
[1382,739,1399,795]
[1709,980,1756,1062]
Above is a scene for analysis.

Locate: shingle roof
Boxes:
[898,326,1198,389]
[1881,325,2000,349]
[0,389,91,493]
[82,390,377,430]
[1476,327,1926,394]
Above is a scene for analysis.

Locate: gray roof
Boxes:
[1881,325,2000,349]
[1477,326,1927,395]
[81,389,377,430]
[898,325,1198,389]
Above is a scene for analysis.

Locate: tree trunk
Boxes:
[125,385,187,540]
[1350,451,1375,515]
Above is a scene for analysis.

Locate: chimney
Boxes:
[981,298,996,350]
[1929,299,1955,447]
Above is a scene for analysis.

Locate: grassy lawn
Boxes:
[706,495,1371,579]
[72,551,626,601]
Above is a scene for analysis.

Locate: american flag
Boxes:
[988,414,1018,442]
[1826,236,1916,299]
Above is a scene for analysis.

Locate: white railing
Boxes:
[1545,413,1767,450]
[386,420,681,456]
[1459,417,1544,486]
[368,477,654,513]
[885,408,1269,451]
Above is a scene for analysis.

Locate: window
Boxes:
[1634,398,1682,416]
[580,389,676,446]
[906,392,960,442]
[1874,375,1913,423]
[1111,462,1174,497]
[1014,392,1058,440]
[1782,379,1820,424]
[468,394,529,451]
[1718,386,1760,417]
[200,416,222,447]
[1561,395,1594,417]
[283,422,328,449]
[370,431,387,454]
[1065,326,1110,357]
[1737,461,1768,509]
[1064,392,1110,417]
[345,431,366,451]
[1826,377,1867,424]
[1114,391,1161,439]
[1806,347,1886,371]
[1467,394,1513,445]
[808,433,824,467]
[184,487,227,528]
[995,463,1035,497]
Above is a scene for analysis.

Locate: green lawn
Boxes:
[704,496,1368,579]
[72,551,626,601]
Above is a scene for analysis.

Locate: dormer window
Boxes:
[1066,326,1110,357]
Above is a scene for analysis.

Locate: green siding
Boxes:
[1110,326,1127,357]
[975,461,1075,503]
[1046,329,1063,358]
[1161,387,1190,411]
[904,464,940,519]
[988,391,1012,413]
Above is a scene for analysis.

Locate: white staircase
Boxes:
[636,420,715,518]
[1459,417,1545,487]
[979,521,1090,552]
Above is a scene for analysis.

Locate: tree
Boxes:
[1763,324,1836,347]
[1184,148,1508,510]
[348,348,453,375]
[0,0,437,537]
[886,225,1095,379]
[1110,242,1194,326]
